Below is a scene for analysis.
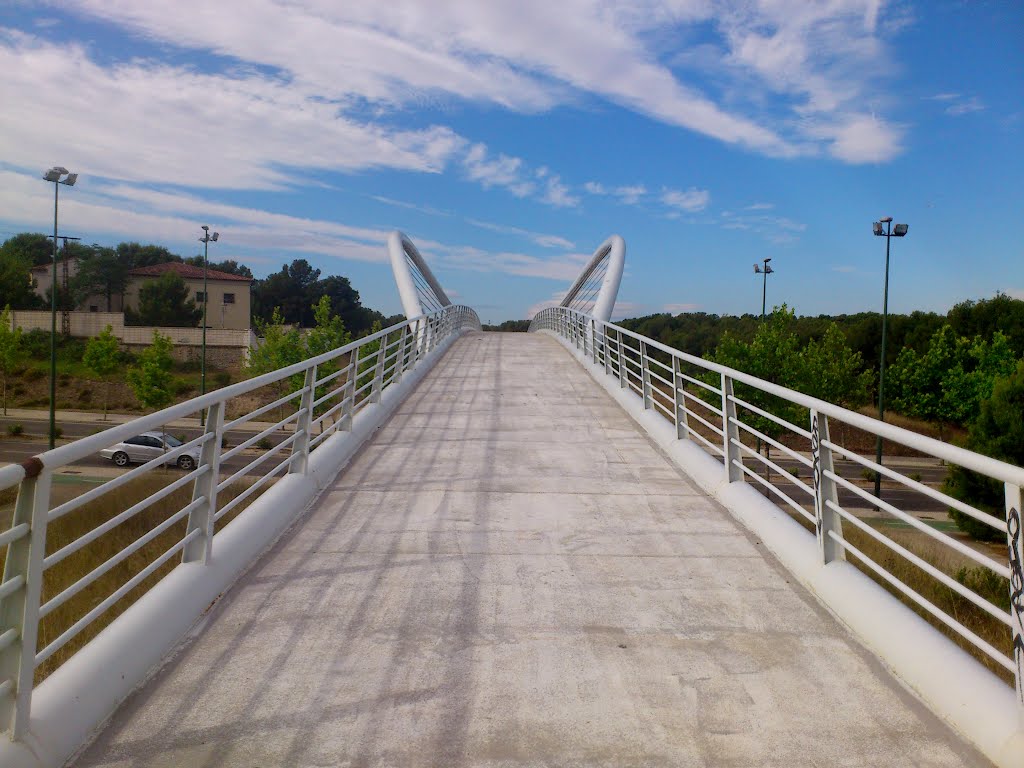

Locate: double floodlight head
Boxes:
[753,259,775,275]
[199,226,220,243]
[43,166,76,185]
[873,219,908,237]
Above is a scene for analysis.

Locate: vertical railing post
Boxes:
[603,324,612,378]
[393,326,407,383]
[617,331,627,389]
[370,335,386,404]
[289,365,316,474]
[1005,482,1023,723]
[340,347,358,432]
[672,356,689,440]
[721,374,743,482]
[182,401,224,564]
[0,469,51,738]
[810,410,845,564]
[640,341,652,409]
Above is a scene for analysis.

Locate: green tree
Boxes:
[72,247,128,311]
[129,272,202,327]
[127,331,176,411]
[116,242,178,269]
[799,323,872,409]
[245,309,306,421]
[0,232,54,267]
[0,306,24,415]
[944,360,1024,540]
[83,325,121,419]
[0,246,42,310]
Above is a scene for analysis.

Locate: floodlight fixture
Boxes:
[211,232,219,242]
[893,223,908,236]
[64,173,78,186]
[201,224,209,231]
[43,169,61,182]
[879,216,893,223]
[873,222,884,236]
[753,264,761,273]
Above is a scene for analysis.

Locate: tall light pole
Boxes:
[753,257,774,320]
[42,166,78,450]
[199,226,219,427]
[872,216,908,500]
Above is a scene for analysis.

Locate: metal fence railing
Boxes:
[531,306,1024,715]
[0,305,480,740]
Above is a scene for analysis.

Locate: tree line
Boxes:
[0,232,400,335]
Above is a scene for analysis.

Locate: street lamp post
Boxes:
[199,226,219,427]
[753,257,774,320]
[42,166,78,450]
[872,217,909,500]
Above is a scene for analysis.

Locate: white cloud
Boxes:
[461,144,535,197]
[369,196,452,218]
[541,175,579,208]
[584,182,647,205]
[464,219,574,250]
[49,0,904,162]
[746,202,774,210]
[661,187,711,213]
[946,97,985,116]
[826,114,903,163]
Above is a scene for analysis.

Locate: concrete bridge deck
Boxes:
[74,333,986,767]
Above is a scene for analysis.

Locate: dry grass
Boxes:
[1,471,268,684]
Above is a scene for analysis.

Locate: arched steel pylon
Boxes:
[387,230,451,319]
[558,234,625,322]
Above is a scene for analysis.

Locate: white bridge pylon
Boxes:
[559,234,625,323]
[388,230,452,320]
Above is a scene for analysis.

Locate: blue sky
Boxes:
[0,0,1021,322]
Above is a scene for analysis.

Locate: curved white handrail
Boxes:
[388,231,451,320]
[559,234,625,323]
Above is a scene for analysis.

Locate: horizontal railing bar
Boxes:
[35,528,201,668]
[221,409,304,463]
[0,464,25,492]
[216,430,301,494]
[729,394,812,440]
[0,575,26,602]
[44,466,208,571]
[39,498,201,620]
[686,423,725,457]
[677,371,720,394]
[822,439,1007,534]
[830,530,1014,672]
[824,471,1010,578]
[732,438,815,497]
[826,500,1011,626]
[678,388,723,416]
[312,382,347,409]
[312,363,351,390]
[651,397,673,420]
[732,418,814,469]
[682,407,725,439]
[734,459,816,524]
[0,523,30,549]
[311,396,352,430]
[48,433,211,522]
[0,628,17,654]
[647,355,673,374]
[646,368,673,389]
[223,389,304,432]
[215,455,294,522]
[353,377,375,399]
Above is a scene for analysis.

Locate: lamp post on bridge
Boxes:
[199,225,219,427]
[42,166,78,450]
[872,216,908,501]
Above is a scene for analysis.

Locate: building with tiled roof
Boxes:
[31,259,254,330]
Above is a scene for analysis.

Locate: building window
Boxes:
[223,293,235,304]
[196,291,206,303]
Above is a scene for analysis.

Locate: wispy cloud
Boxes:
[584,182,647,205]
[465,218,574,250]
[661,187,711,213]
[369,195,452,218]
[946,97,984,116]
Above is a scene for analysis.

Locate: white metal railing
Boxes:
[531,305,1024,713]
[0,304,480,740]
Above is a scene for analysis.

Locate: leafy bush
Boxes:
[213,371,232,387]
[256,437,272,450]
[7,423,23,436]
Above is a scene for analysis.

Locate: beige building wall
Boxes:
[122,276,251,330]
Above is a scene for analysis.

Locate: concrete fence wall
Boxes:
[8,311,250,347]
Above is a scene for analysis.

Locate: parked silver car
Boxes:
[99,431,201,470]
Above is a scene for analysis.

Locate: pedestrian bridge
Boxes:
[0,234,1022,767]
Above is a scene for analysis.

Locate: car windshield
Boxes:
[162,434,183,447]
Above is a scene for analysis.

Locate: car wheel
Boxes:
[177,455,195,471]
[112,451,130,467]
